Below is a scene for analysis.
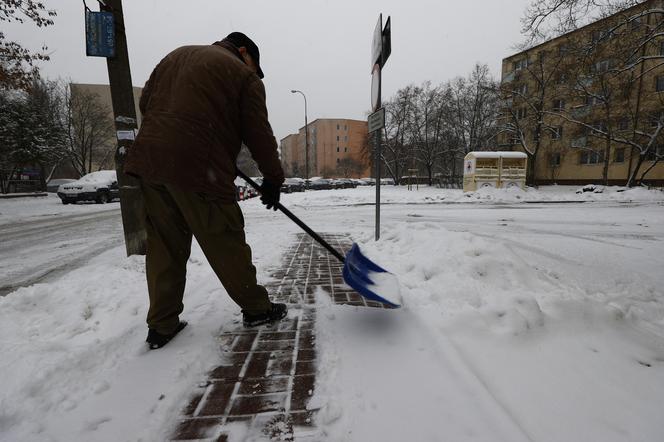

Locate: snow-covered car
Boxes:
[46,178,76,193]
[57,171,119,204]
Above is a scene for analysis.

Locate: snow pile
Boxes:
[281,184,664,208]
[309,217,664,441]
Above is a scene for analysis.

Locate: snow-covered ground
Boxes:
[1,185,663,441]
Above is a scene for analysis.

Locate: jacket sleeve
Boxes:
[239,76,285,186]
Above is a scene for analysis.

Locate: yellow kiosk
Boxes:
[463,151,527,192]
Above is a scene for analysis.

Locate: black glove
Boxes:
[260,180,281,211]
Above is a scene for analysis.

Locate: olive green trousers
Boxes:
[141,180,271,334]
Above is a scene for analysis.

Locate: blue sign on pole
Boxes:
[85,10,115,58]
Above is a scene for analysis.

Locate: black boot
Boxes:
[146,321,188,350]
[242,303,288,327]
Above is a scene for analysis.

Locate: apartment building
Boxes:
[499,0,664,186]
[280,119,371,178]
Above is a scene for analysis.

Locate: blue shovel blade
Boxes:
[342,243,401,308]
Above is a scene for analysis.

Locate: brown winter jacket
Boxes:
[125,41,284,201]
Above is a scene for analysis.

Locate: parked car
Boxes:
[46,178,76,193]
[281,178,305,193]
[351,178,367,186]
[309,178,334,190]
[234,177,249,200]
[361,178,376,186]
[337,178,357,189]
[57,171,119,204]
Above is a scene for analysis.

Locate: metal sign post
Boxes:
[370,14,391,241]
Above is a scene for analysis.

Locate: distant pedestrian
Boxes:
[126,32,287,350]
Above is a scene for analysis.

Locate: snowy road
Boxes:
[0,205,123,296]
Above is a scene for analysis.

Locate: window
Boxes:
[515,83,528,95]
[656,76,664,92]
[344,136,348,142]
[336,158,340,163]
[614,148,625,163]
[591,29,612,43]
[645,145,663,161]
[555,73,568,85]
[593,59,611,73]
[591,121,607,135]
[660,41,664,56]
[516,107,527,119]
[550,152,561,166]
[344,147,348,152]
[551,126,563,140]
[336,135,339,141]
[513,58,528,71]
[344,125,347,131]
[558,44,569,55]
[650,112,663,128]
[336,147,340,152]
[552,99,565,111]
[618,118,629,131]
[631,16,642,30]
[337,124,340,130]
[580,150,604,165]
[585,95,602,106]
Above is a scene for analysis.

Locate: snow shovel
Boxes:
[237,170,401,308]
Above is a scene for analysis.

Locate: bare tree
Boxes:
[62,84,115,177]
[382,85,419,184]
[336,157,364,178]
[408,82,449,185]
[444,64,500,178]
[520,0,641,47]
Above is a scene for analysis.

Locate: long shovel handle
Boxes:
[236,170,346,264]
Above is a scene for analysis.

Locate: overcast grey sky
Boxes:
[7,0,531,141]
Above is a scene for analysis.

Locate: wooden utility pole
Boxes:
[100,0,146,255]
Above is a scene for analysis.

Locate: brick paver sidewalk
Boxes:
[170,233,389,441]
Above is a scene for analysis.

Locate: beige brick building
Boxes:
[280,119,371,178]
[70,83,143,127]
[499,0,664,186]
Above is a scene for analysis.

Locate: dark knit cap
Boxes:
[222,32,264,79]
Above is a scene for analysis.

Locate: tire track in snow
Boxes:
[0,210,121,250]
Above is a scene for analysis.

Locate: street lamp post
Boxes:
[291,90,309,181]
